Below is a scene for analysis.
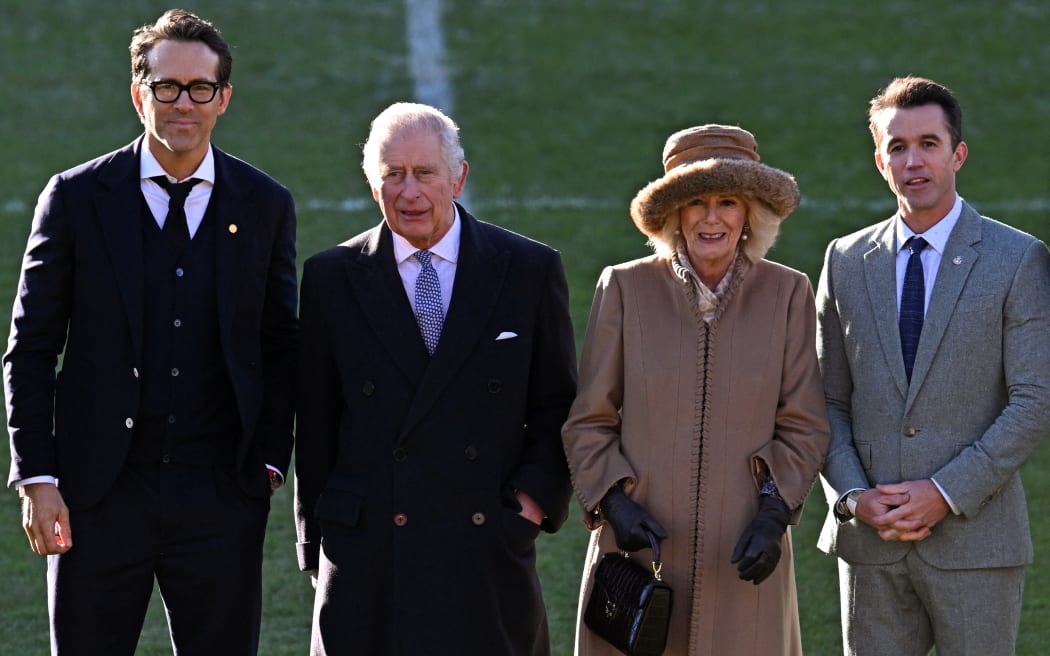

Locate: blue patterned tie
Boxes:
[899,236,928,382]
[414,250,444,355]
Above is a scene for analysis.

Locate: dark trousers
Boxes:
[47,462,270,656]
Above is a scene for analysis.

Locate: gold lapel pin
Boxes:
[953,256,962,265]
[228,224,238,234]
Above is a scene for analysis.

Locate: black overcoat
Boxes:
[294,207,577,655]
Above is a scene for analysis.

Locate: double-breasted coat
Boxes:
[563,254,829,655]
[294,206,577,655]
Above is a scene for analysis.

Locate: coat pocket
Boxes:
[501,507,541,556]
[315,487,364,527]
[856,441,873,470]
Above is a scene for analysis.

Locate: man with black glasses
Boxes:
[4,9,297,655]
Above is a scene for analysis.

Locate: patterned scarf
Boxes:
[671,243,739,324]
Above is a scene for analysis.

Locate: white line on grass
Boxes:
[404,0,470,207]
[293,196,1050,215]
[405,0,453,115]
[3,197,1048,215]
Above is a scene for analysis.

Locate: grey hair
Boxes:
[649,197,782,262]
[361,102,465,189]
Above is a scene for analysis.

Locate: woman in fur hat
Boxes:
[563,125,830,655]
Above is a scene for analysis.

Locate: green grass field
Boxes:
[2,2,1048,654]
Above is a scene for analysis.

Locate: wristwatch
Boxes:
[837,489,864,518]
[268,469,282,494]
[845,489,862,515]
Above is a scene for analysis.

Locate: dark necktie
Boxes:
[414,250,444,355]
[899,236,928,383]
[152,175,201,253]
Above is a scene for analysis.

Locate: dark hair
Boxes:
[868,76,963,149]
[129,9,232,86]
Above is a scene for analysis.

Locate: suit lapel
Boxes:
[95,141,250,362]
[906,204,981,400]
[398,209,508,441]
[347,225,430,384]
[211,147,247,357]
[863,218,910,398]
[96,139,147,360]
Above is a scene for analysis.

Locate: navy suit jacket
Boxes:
[4,137,298,509]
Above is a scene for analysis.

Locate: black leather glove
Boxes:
[730,495,790,585]
[599,485,668,552]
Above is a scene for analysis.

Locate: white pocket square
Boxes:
[495,331,518,341]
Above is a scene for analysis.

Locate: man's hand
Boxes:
[21,483,72,555]
[310,569,319,590]
[853,486,909,529]
[515,490,544,526]
[871,480,949,541]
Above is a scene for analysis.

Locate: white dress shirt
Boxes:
[392,204,461,315]
[892,193,965,515]
[894,194,964,314]
[140,144,216,237]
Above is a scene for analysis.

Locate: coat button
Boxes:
[903,427,918,437]
[393,447,407,462]
[464,445,479,461]
[487,379,502,394]
[394,513,408,527]
[161,454,171,464]
[132,367,140,378]
[362,381,375,396]
[125,417,134,429]
[471,512,486,526]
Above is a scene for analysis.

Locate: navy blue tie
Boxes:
[899,236,928,382]
[152,176,201,253]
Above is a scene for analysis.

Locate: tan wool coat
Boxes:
[563,254,829,656]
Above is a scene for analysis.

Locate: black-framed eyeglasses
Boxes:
[141,79,223,104]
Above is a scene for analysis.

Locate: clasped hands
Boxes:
[853,479,950,542]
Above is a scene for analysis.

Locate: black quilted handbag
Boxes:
[583,530,672,656]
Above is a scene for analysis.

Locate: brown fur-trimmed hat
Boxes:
[630,124,800,239]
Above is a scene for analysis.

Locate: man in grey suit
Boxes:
[816,75,1050,655]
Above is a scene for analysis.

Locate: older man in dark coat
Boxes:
[294,102,577,655]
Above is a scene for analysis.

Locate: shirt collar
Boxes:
[896,194,963,255]
[392,204,462,264]
[140,142,216,185]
